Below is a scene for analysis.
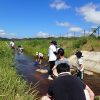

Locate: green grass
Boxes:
[15,37,97,58]
[0,41,38,100]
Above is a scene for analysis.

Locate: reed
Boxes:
[0,41,38,100]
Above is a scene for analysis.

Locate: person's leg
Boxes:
[77,70,81,79]
[81,71,84,80]
[39,58,41,64]
[48,61,55,80]
[39,57,43,64]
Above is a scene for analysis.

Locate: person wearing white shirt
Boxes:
[36,52,44,65]
[48,41,57,80]
[75,51,84,80]
[9,41,15,49]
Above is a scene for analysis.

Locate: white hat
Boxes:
[36,52,38,55]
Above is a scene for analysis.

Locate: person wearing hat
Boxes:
[52,48,71,77]
[75,50,84,80]
[48,40,58,80]
[35,52,44,65]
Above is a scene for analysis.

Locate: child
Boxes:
[36,52,44,65]
[75,51,84,80]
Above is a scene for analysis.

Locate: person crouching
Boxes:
[36,52,44,65]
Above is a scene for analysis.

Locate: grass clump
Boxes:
[0,41,38,100]
[73,37,87,49]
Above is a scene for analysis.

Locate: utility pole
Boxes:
[84,29,85,37]
[74,32,75,38]
[98,28,99,37]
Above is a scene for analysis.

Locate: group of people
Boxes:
[40,40,94,100]
[9,41,24,53]
[10,40,95,100]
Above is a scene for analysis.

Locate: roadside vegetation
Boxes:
[15,37,100,59]
[0,41,38,100]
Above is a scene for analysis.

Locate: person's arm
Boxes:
[53,52,57,55]
[52,65,56,70]
[79,59,84,71]
[85,85,95,100]
[40,94,51,100]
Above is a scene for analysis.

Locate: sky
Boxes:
[0,0,100,38]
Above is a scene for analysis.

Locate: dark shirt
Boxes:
[48,73,86,100]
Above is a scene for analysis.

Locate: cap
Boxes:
[51,40,57,45]
[75,51,83,58]
[36,52,38,55]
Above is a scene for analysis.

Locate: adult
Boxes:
[48,40,57,80]
[52,48,72,77]
[75,50,84,80]
[47,63,94,100]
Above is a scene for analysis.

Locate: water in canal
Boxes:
[15,52,100,97]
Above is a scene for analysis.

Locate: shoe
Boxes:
[48,75,53,80]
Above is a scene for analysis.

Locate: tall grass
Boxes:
[0,41,38,100]
[15,38,78,58]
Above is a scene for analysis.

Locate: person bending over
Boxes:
[36,52,44,65]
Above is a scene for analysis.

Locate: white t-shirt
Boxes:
[77,58,84,71]
[38,53,43,57]
[48,44,57,61]
[10,41,15,47]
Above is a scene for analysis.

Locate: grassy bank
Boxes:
[15,37,100,59]
[0,41,38,100]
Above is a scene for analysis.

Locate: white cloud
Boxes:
[76,3,100,24]
[69,26,82,32]
[36,31,49,38]
[0,29,6,35]
[50,0,70,10]
[0,29,16,39]
[56,21,71,27]
[64,33,74,37]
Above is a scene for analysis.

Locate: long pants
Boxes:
[49,61,55,76]
[77,70,84,80]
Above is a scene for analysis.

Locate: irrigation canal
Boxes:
[15,52,100,97]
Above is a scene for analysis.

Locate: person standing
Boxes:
[47,63,94,100]
[75,50,84,80]
[48,40,57,80]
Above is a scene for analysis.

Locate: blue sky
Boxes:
[0,0,100,38]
